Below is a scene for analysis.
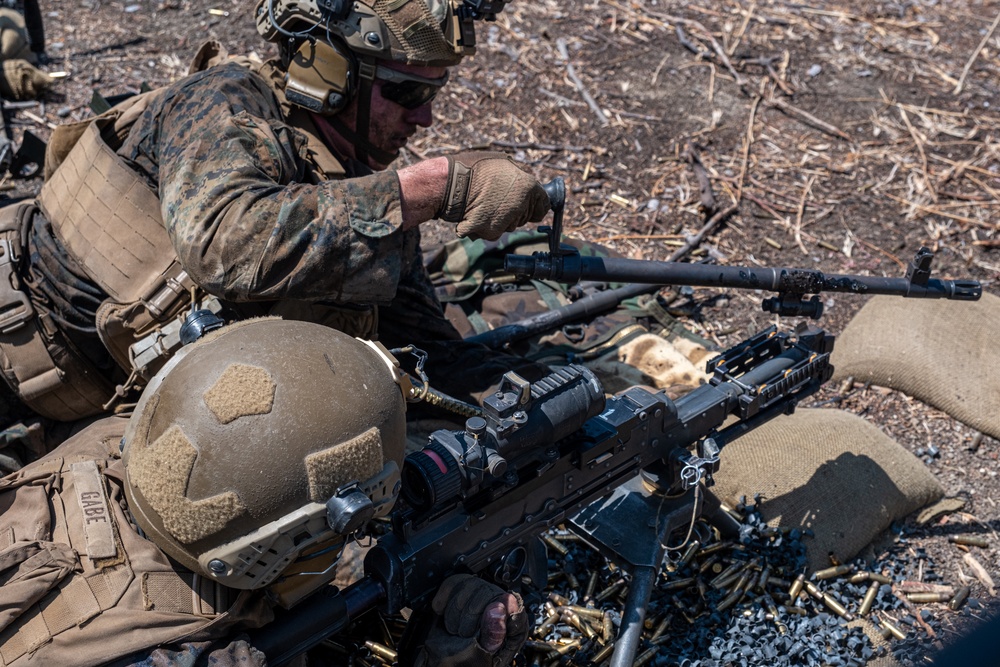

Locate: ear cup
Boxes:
[285,38,355,114]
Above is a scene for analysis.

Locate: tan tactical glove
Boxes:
[405,574,529,667]
[438,151,550,241]
[0,59,53,100]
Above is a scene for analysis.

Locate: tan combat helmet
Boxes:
[122,319,408,603]
[255,0,493,165]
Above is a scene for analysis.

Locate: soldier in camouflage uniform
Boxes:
[0,0,551,470]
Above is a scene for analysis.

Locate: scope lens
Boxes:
[401,443,463,512]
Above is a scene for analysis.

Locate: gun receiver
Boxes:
[506,178,981,319]
[256,324,835,666]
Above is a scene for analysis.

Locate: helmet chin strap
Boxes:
[327,57,398,169]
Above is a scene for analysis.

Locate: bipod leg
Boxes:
[609,563,660,667]
[701,487,741,539]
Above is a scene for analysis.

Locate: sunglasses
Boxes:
[375,65,450,110]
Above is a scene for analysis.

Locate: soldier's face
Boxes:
[314,61,446,170]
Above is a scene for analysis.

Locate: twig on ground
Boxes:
[898,106,937,201]
[768,98,851,141]
[556,38,608,126]
[736,92,763,203]
[954,7,1000,95]
[667,205,739,262]
[793,175,815,256]
[684,143,717,215]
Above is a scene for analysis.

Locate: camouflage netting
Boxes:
[711,408,943,572]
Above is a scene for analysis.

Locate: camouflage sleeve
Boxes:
[145,65,406,304]
[377,231,550,403]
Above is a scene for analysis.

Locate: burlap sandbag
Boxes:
[831,292,1000,440]
[711,408,942,571]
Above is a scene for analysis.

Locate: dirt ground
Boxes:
[9,0,1000,663]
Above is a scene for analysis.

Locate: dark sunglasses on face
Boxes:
[375,65,450,110]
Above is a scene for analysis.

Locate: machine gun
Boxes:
[255,323,836,667]
[501,178,981,320]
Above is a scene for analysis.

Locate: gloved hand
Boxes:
[404,574,529,667]
[438,151,550,241]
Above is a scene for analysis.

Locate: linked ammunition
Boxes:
[542,534,570,557]
[859,581,879,617]
[364,641,397,664]
[678,540,701,567]
[949,585,971,611]
[821,593,855,620]
[949,534,990,548]
[905,592,952,604]
[813,564,853,580]
[879,616,907,641]
[789,573,806,600]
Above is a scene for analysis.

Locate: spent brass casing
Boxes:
[548,592,571,607]
[364,641,397,664]
[698,554,720,574]
[602,610,614,643]
[585,571,599,601]
[536,612,560,637]
[716,586,744,611]
[650,615,670,642]
[592,640,615,664]
[822,593,855,620]
[880,617,907,641]
[784,605,808,616]
[696,577,709,600]
[662,576,697,592]
[678,540,701,567]
[849,572,871,584]
[950,534,990,548]
[632,646,659,667]
[814,564,853,580]
[768,577,791,589]
[949,585,972,611]
[697,541,735,557]
[553,639,582,656]
[524,640,558,655]
[563,611,597,640]
[906,592,952,604]
[803,581,823,600]
[789,573,806,600]
[542,534,570,557]
[869,573,892,585]
[595,580,625,602]
[756,566,771,592]
[710,562,745,589]
[859,581,880,617]
[566,572,580,590]
[565,605,604,621]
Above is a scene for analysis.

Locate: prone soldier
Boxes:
[0,318,528,666]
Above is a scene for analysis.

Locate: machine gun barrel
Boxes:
[505,252,981,301]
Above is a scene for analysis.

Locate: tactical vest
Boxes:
[0,417,272,666]
[0,43,376,422]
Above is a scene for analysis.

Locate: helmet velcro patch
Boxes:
[203,363,277,424]
[306,426,384,502]
[131,425,248,544]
